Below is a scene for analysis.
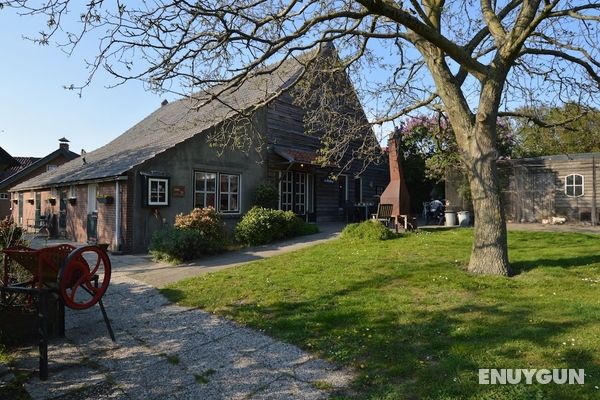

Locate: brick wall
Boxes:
[12,180,130,251]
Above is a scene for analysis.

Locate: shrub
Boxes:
[149,228,225,263]
[235,207,318,246]
[0,218,32,290]
[150,207,227,263]
[0,217,25,250]
[252,182,279,209]
[341,220,396,241]
[174,207,225,242]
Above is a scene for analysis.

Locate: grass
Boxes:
[194,368,216,384]
[162,229,600,399]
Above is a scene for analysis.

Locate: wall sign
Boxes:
[172,186,186,197]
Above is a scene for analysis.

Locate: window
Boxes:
[354,177,362,203]
[194,172,217,209]
[69,186,76,198]
[280,172,293,211]
[148,178,169,206]
[194,171,240,213]
[279,171,313,215]
[294,172,306,214]
[219,174,240,213]
[0,193,8,200]
[46,164,57,171]
[565,174,584,197]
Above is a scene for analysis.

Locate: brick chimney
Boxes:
[379,136,411,216]
[59,137,70,151]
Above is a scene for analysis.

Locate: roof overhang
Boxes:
[272,146,318,166]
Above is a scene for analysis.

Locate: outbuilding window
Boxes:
[565,174,584,197]
[0,193,8,200]
[148,178,169,206]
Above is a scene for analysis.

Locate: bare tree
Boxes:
[5,0,600,275]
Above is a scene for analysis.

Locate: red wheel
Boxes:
[58,246,111,310]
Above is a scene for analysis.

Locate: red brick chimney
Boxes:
[59,137,70,151]
[380,137,411,216]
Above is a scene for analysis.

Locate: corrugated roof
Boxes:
[12,55,307,191]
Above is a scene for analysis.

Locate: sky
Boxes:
[0,9,173,157]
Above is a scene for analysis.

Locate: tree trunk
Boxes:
[464,125,512,276]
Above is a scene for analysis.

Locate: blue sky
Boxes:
[0,9,172,157]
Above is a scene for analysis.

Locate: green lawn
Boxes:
[162,229,600,399]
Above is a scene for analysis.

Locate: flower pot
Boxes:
[457,211,471,226]
[12,199,18,204]
[27,198,34,205]
[68,197,77,205]
[444,210,457,226]
[96,196,114,205]
[48,198,56,206]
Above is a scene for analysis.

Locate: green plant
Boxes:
[235,207,318,246]
[149,228,225,263]
[252,182,279,209]
[163,230,600,400]
[0,218,25,250]
[174,207,225,242]
[341,220,396,241]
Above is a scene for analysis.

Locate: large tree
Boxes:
[5,0,600,275]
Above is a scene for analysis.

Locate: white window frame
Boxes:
[0,192,8,200]
[294,172,306,214]
[87,184,98,214]
[354,177,363,204]
[69,186,76,198]
[219,173,241,214]
[279,171,294,211]
[565,174,584,198]
[46,164,57,172]
[194,171,217,209]
[148,178,169,206]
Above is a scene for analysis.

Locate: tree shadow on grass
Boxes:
[162,273,600,399]
[511,254,600,274]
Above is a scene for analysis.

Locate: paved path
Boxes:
[4,224,352,400]
[111,223,344,288]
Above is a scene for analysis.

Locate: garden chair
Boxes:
[372,203,394,228]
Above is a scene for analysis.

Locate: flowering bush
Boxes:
[235,207,318,246]
[149,207,226,263]
[174,207,225,241]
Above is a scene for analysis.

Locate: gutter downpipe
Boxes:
[115,179,122,251]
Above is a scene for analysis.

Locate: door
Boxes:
[18,193,23,225]
[59,188,68,231]
[35,193,41,224]
[87,184,98,242]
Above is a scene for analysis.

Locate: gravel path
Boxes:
[11,275,353,400]
[4,224,353,399]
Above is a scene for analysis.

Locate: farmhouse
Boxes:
[446,152,600,224]
[11,50,389,252]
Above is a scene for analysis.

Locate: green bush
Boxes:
[174,207,225,242]
[0,217,25,250]
[235,207,319,246]
[149,208,227,263]
[252,182,279,209]
[150,228,225,263]
[341,220,396,241]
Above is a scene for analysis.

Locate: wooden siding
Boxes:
[499,157,599,222]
